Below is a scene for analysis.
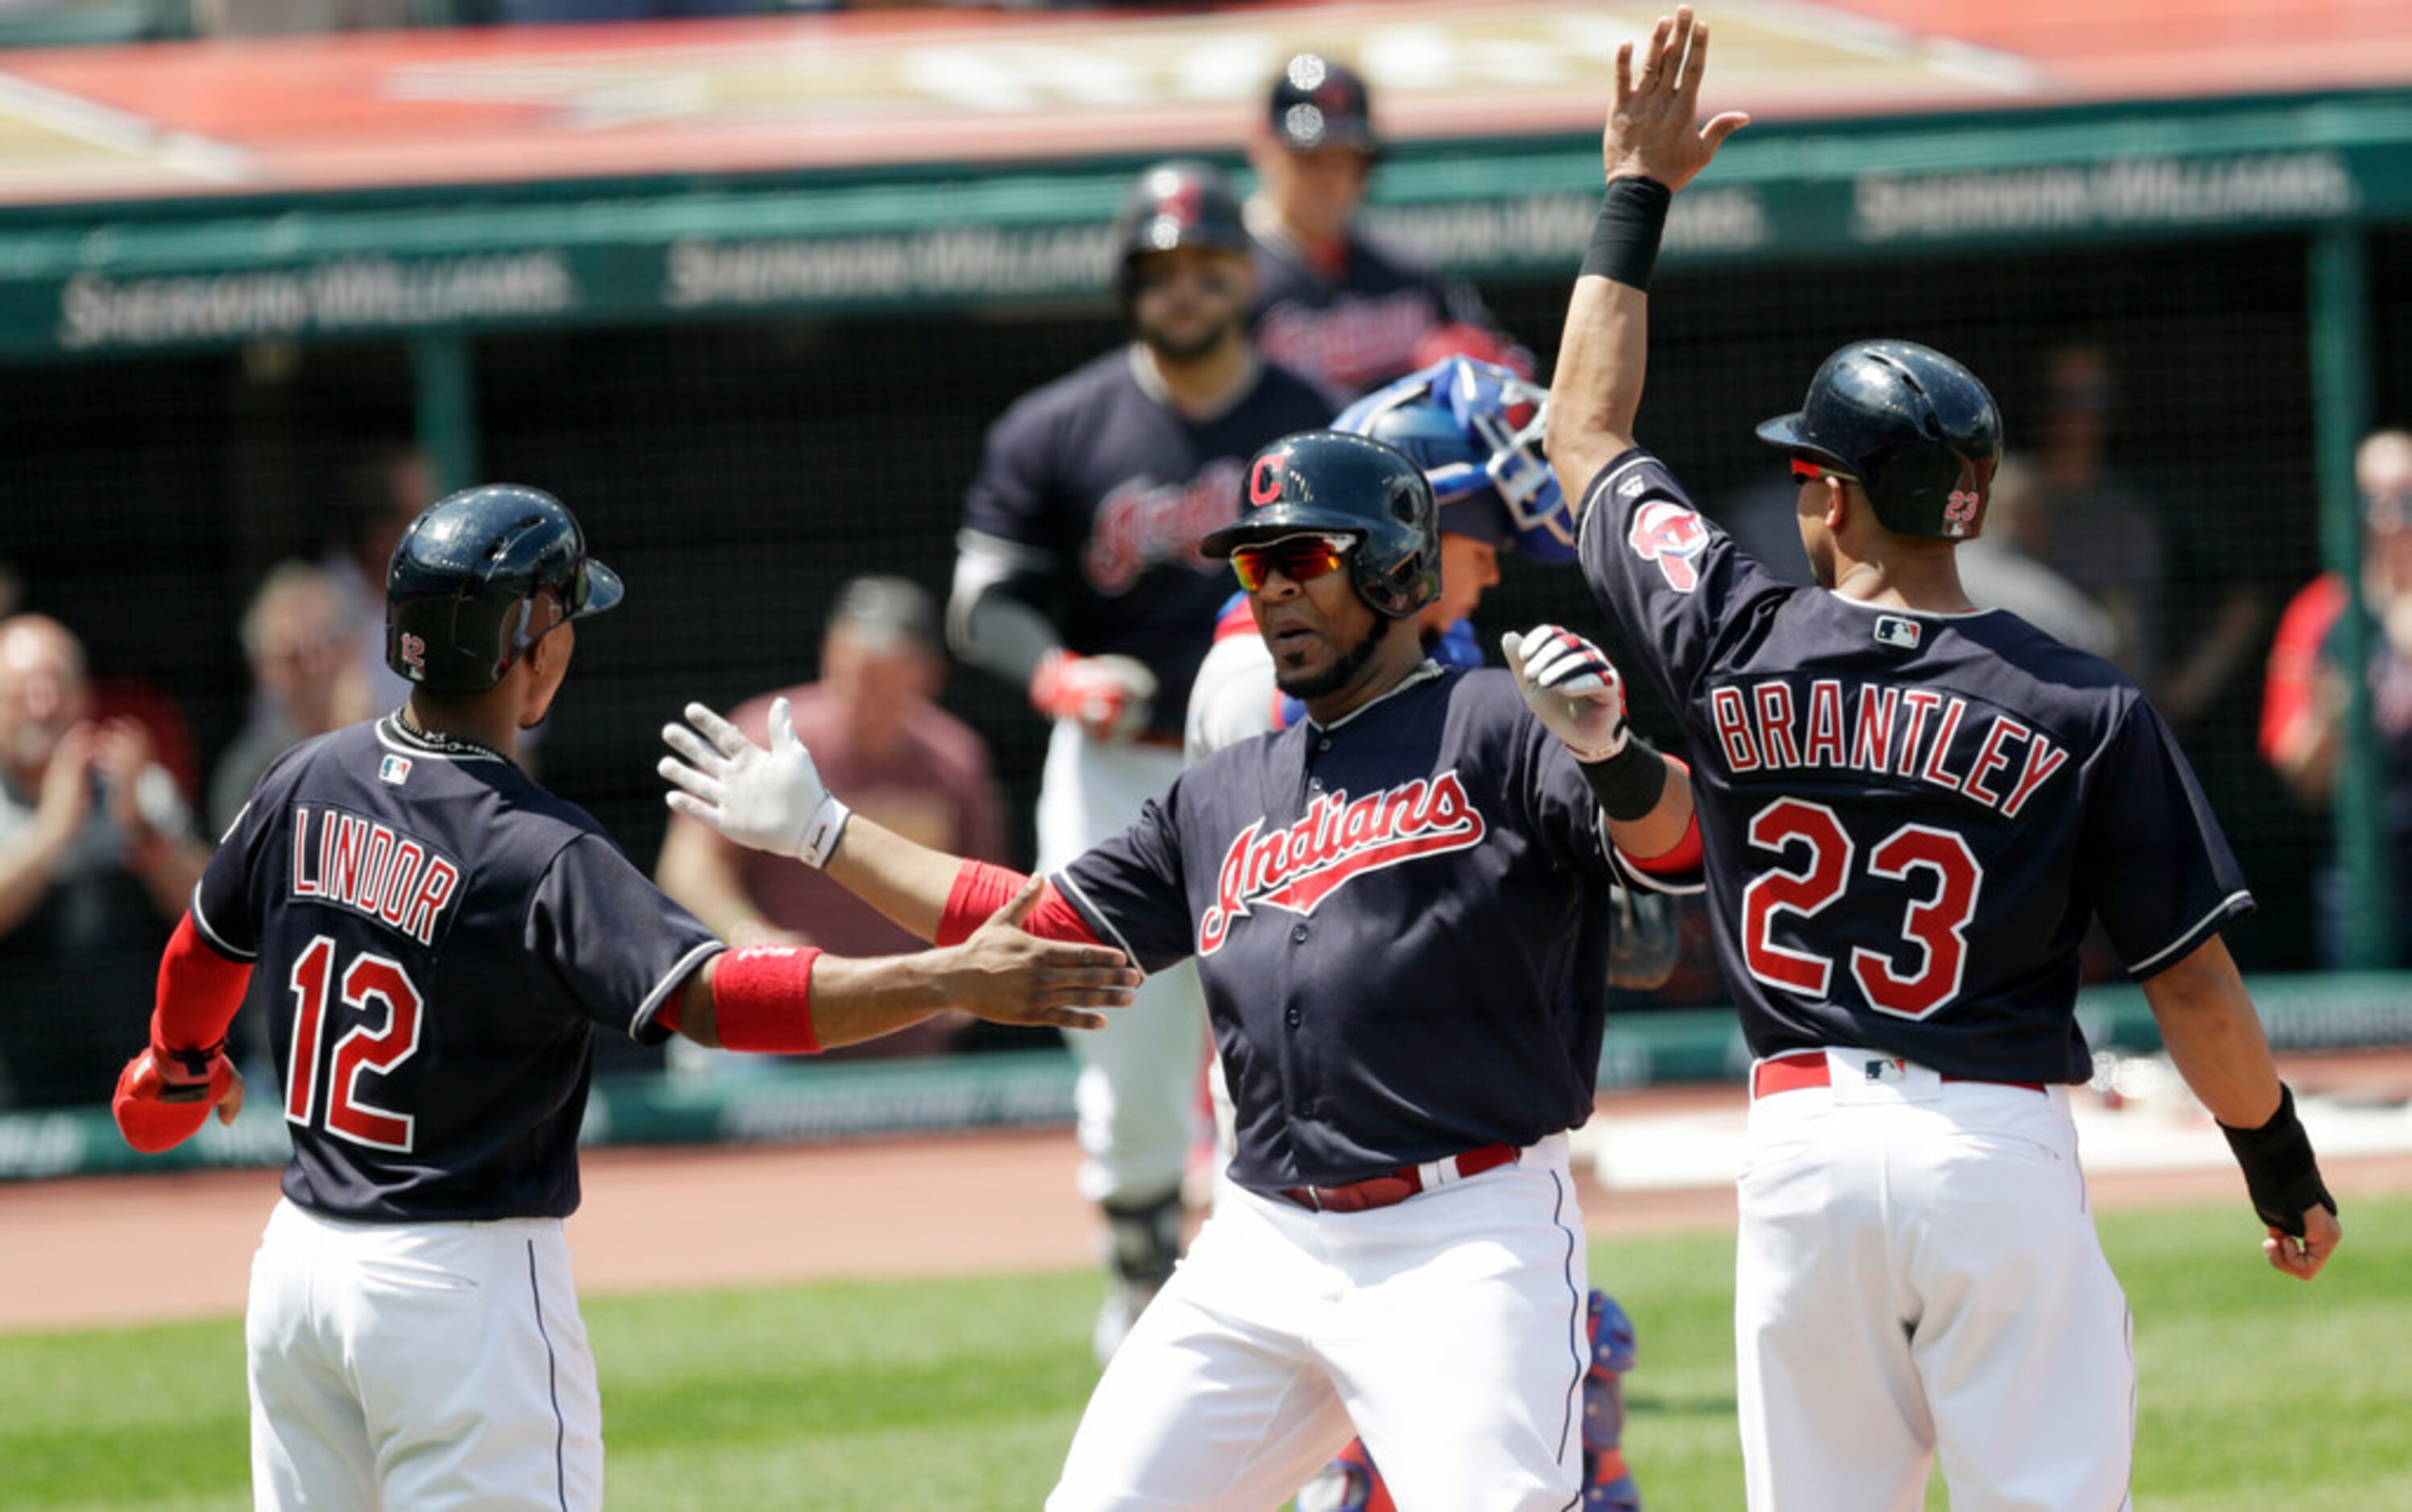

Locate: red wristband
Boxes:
[938,859,1105,947]
[710,945,825,1054]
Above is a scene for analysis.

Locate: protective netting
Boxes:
[0,229,2399,1106]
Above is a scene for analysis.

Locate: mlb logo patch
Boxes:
[379,754,412,787]
[1873,616,1922,651]
[1862,1057,1907,1083]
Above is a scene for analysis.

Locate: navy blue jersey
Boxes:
[192,716,722,1221]
[959,348,1332,735]
[1575,449,2251,1083]
[1055,664,1641,1193]
[1251,220,1498,403]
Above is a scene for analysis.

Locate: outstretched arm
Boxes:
[668,876,1139,1052]
[1547,6,1748,510]
[659,700,1117,948]
[2141,935,2342,1280]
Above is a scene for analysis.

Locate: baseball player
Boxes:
[109,485,1137,1512]
[1190,361,1650,1512]
[1247,53,1524,403]
[1546,14,2344,1507]
[664,428,1704,1509]
[949,158,1333,1359]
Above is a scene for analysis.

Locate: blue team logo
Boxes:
[1628,499,1708,593]
[378,754,412,787]
[1197,772,1486,956]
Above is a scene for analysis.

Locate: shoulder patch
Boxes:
[379,754,413,787]
[1628,498,1709,593]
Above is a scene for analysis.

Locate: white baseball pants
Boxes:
[1735,1051,2135,1512]
[1048,1134,1590,1511]
[1036,720,1206,1207]
[246,1198,603,1511]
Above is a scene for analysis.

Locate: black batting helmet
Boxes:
[386,484,623,694]
[1201,431,1439,619]
[1113,159,1250,304]
[1756,340,2004,540]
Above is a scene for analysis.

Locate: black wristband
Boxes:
[1579,176,1672,291]
[2218,1084,2336,1237]
[1579,739,1669,823]
[155,1038,225,1080]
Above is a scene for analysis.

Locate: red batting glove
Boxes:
[112,1041,244,1155]
[1028,650,1157,742]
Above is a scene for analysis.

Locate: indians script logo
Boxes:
[1628,499,1709,592]
[1196,772,1486,956]
[398,632,427,678]
[1083,459,1247,595]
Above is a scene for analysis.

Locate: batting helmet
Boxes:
[1756,339,2003,539]
[1334,357,1575,562]
[1113,160,1250,304]
[386,484,623,694]
[1201,431,1439,619]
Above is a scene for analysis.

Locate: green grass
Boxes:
[6,1199,2404,1510]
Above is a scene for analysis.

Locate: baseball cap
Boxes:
[827,575,940,654]
[1267,53,1379,155]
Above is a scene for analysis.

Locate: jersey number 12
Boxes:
[1740,797,1983,1019]
[285,933,424,1151]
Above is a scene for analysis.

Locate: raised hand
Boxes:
[1607,6,1750,192]
[1502,625,1631,762]
[660,698,850,867]
[947,877,1142,1031]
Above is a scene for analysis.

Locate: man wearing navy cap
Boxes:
[1247,52,1522,403]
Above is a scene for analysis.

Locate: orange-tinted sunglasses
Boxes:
[1231,533,1353,593]
[1790,456,1858,485]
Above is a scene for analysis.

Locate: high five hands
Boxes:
[1607,6,1751,191]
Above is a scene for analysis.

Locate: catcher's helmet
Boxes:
[1335,357,1574,563]
[1114,160,1250,304]
[1756,339,2003,540]
[386,484,623,694]
[1201,431,1439,619]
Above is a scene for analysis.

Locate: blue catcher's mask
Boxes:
[1334,357,1576,563]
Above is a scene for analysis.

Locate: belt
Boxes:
[1751,1050,2044,1100]
[1278,1143,1520,1213]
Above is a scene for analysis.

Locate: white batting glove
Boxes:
[1029,650,1157,742]
[659,698,851,868]
[1502,625,1630,762]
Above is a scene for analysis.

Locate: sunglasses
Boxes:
[1790,456,1858,485]
[1231,533,1353,593]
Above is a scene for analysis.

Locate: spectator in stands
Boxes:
[655,576,1005,1068]
[210,561,368,836]
[1245,53,1520,403]
[2261,429,2412,964]
[2010,340,2171,688]
[1957,453,2117,658]
[323,442,431,723]
[0,615,209,1109]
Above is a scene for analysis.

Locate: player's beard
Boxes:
[1138,306,1243,366]
[1275,614,1392,701]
